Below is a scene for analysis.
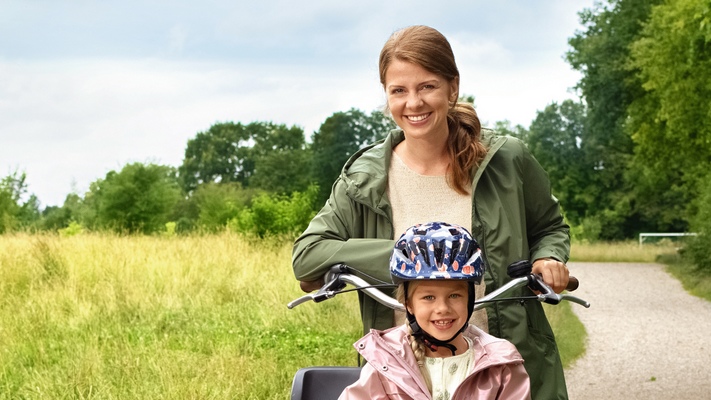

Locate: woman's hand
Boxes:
[532,258,569,293]
[299,278,325,293]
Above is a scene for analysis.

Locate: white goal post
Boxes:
[639,232,697,245]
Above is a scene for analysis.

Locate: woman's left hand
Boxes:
[532,258,569,293]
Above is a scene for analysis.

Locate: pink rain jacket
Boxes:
[339,325,531,400]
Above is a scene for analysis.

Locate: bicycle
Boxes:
[287,260,590,400]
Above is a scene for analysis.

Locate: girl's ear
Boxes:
[405,298,415,315]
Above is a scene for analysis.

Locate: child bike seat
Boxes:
[290,366,362,400]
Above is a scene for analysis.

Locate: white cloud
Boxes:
[0,0,596,208]
[0,58,385,206]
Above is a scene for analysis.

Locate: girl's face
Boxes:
[407,280,469,344]
[384,59,458,143]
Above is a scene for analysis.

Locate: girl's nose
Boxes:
[434,299,450,313]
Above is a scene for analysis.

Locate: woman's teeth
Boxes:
[408,114,429,122]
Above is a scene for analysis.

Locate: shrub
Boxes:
[229,185,318,237]
[684,175,711,274]
[88,163,181,234]
[58,221,84,237]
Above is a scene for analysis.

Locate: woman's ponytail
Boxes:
[447,101,487,195]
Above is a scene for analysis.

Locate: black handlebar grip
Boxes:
[507,260,533,278]
[566,276,579,292]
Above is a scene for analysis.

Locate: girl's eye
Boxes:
[450,293,462,299]
[423,295,435,301]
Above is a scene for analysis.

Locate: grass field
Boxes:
[0,233,698,398]
[570,239,680,263]
[0,233,362,399]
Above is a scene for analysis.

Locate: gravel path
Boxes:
[564,262,711,399]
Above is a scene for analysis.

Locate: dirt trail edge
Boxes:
[564,262,711,399]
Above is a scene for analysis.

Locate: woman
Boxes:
[292,25,570,399]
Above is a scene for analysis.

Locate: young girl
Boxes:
[340,222,531,400]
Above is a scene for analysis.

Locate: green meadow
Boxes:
[0,233,687,398]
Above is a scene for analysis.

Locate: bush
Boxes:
[88,163,181,234]
[58,221,84,237]
[569,216,602,243]
[684,175,711,274]
[192,182,259,231]
[229,185,318,237]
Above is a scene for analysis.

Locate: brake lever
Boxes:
[528,274,590,308]
[287,265,349,309]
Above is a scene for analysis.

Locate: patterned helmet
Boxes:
[390,222,484,284]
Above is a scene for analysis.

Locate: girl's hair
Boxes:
[396,282,433,393]
[379,25,487,195]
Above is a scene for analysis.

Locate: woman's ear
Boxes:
[450,76,460,102]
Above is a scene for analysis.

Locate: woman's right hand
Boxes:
[299,278,325,293]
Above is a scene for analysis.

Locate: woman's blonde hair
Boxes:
[379,25,487,195]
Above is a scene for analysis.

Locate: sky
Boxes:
[0,0,596,208]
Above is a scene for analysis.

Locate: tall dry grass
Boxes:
[0,232,361,399]
[570,240,680,263]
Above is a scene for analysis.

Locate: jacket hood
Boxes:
[338,129,402,216]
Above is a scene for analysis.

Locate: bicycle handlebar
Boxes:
[567,276,579,291]
[288,264,590,310]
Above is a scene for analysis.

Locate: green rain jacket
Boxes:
[293,129,570,400]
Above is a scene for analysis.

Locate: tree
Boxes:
[248,123,311,194]
[685,172,711,274]
[178,121,309,194]
[190,182,260,231]
[0,171,39,233]
[40,193,90,231]
[178,122,256,193]
[310,108,395,204]
[87,163,181,234]
[527,101,591,226]
[627,0,711,230]
[490,120,529,143]
[565,0,663,239]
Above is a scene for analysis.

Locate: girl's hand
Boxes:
[532,258,569,293]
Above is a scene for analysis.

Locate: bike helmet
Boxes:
[389,221,484,355]
[390,221,483,284]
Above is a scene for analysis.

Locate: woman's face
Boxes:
[406,280,469,343]
[384,59,458,142]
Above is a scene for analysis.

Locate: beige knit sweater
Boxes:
[388,152,488,332]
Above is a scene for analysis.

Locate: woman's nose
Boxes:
[406,92,423,109]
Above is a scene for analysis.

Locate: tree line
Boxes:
[1,0,710,271]
[0,109,394,237]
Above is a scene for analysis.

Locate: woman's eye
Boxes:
[391,88,405,94]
